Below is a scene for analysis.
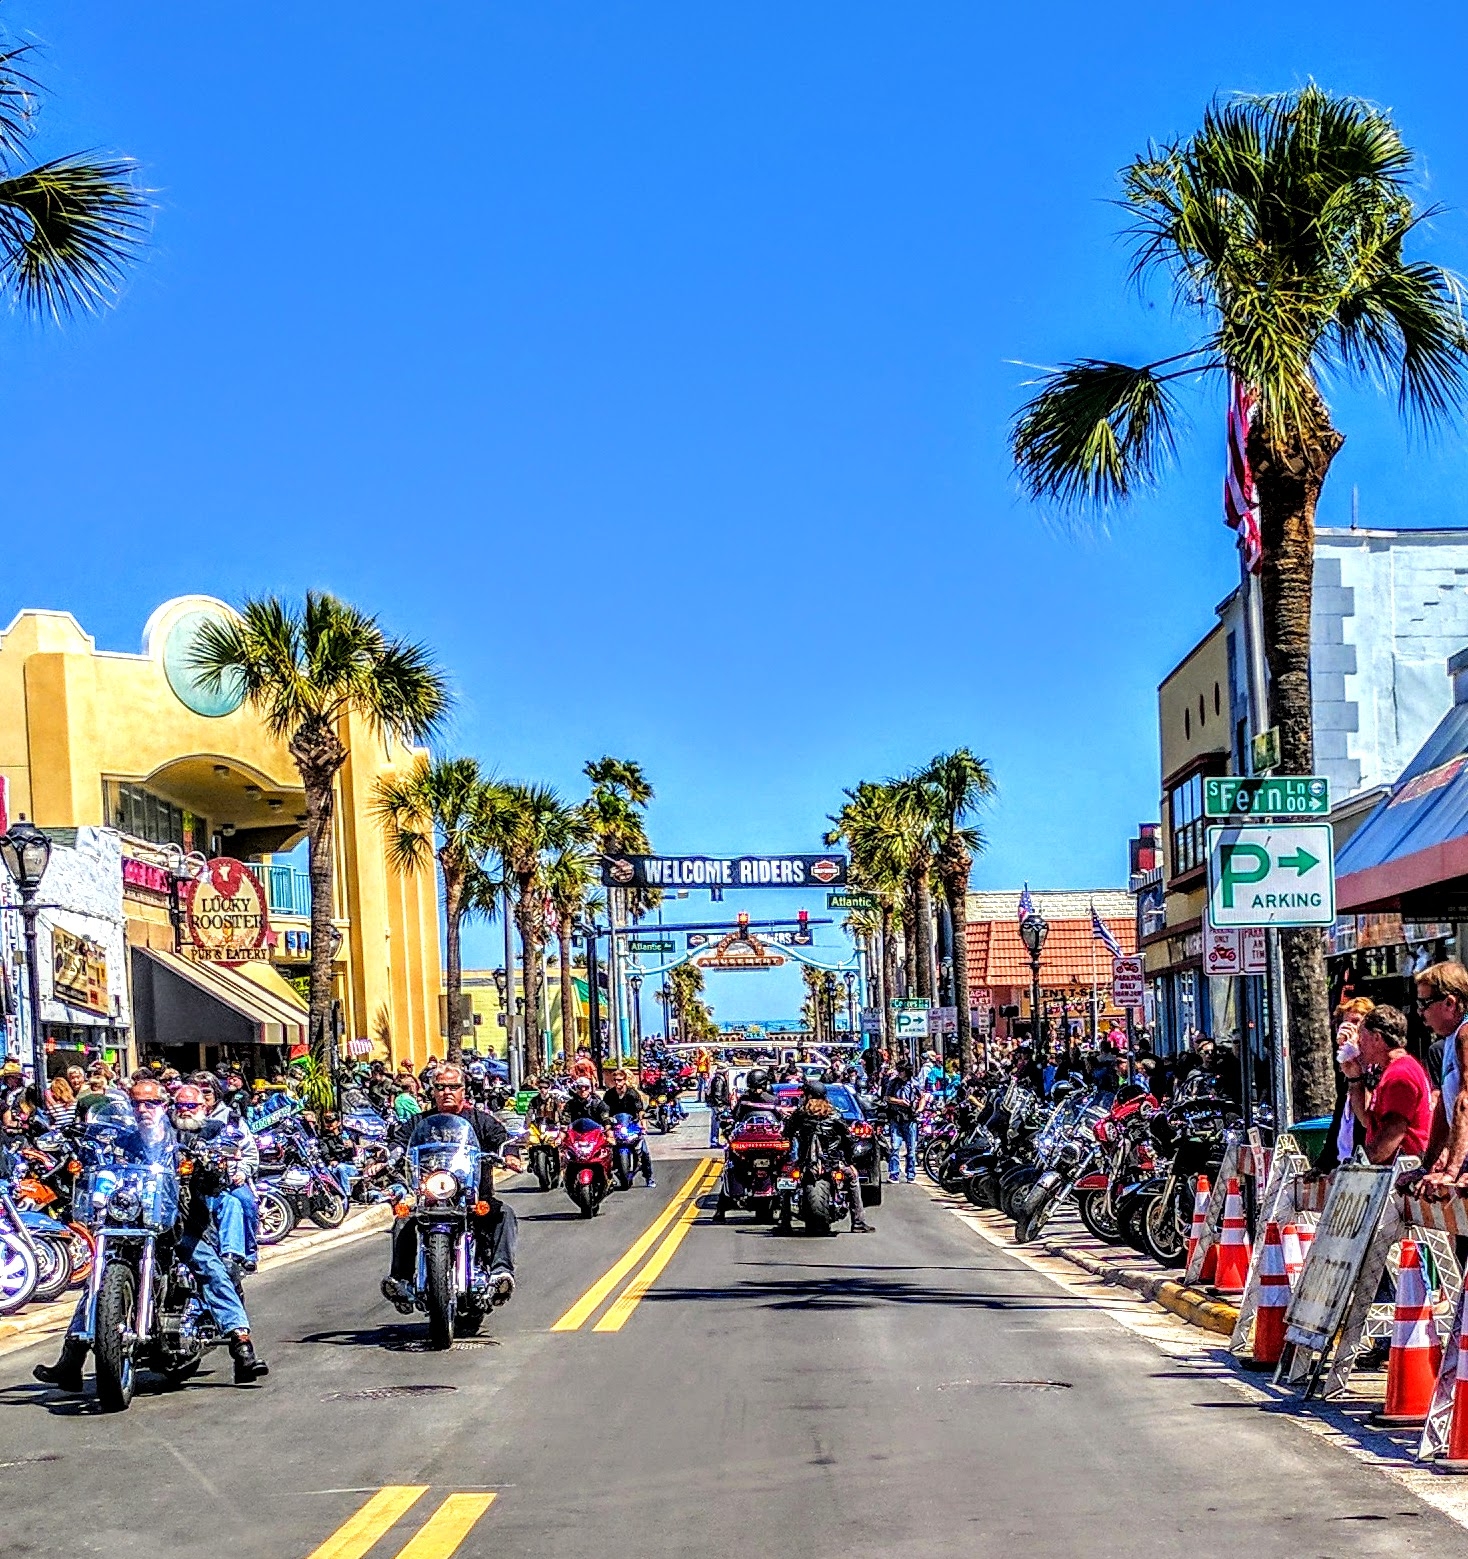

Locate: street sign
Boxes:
[971,1006,991,1034]
[1252,727,1282,774]
[895,1010,929,1041]
[1206,823,1335,928]
[1111,955,1144,1007]
[1203,926,1269,976]
[687,929,811,949]
[1203,775,1330,819]
[892,997,930,1011]
[627,938,674,953]
[600,854,848,890]
[860,1006,882,1032]
[827,890,878,911]
[930,1006,958,1036]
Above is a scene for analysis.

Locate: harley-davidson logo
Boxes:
[809,859,842,884]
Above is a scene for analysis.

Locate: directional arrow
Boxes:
[1277,847,1319,875]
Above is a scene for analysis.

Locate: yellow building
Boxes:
[447,965,592,1066]
[0,596,443,1075]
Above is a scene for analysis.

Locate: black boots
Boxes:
[32,1337,87,1393]
[229,1330,269,1384]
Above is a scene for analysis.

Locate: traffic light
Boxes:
[736,911,750,941]
[795,907,811,946]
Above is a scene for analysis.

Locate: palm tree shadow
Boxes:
[639,1274,1107,1312]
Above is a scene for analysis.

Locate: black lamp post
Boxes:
[628,974,644,1073]
[1019,911,1049,1056]
[843,969,857,1048]
[0,817,53,1093]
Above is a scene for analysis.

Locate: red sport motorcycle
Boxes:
[562,1120,613,1217]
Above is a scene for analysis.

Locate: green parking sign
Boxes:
[1206,823,1335,928]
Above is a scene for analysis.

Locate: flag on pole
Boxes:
[1017,884,1035,925]
[1091,904,1123,960]
[1224,378,1262,574]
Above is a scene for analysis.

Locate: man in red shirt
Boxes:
[1343,1005,1431,1163]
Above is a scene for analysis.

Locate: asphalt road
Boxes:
[0,1124,1461,1559]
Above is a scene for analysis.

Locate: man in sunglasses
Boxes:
[1406,962,1468,1202]
[381,1064,523,1311]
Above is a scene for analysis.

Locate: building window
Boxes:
[1184,708,1191,740]
[1214,682,1222,717]
[1169,771,1206,878]
[1198,693,1206,728]
[105,781,202,852]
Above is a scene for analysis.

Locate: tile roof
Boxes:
[967,912,1137,987]
[967,888,1135,923]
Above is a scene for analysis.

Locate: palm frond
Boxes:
[1012,359,1184,507]
[0,44,37,163]
[0,154,146,319]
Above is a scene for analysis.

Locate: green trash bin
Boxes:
[1287,1115,1332,1166]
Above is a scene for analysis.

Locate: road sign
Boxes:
[687,929,811,949]
[930,1006,958,1035]
[1206,823,1335,928]
[1252,727,1281,774]
[600,854,848,890]
[892,997,930,1011]
[895,1010,929,1041]
[1203,926,1270,976]
[827,890,878,911]
[860,1006,882,1032]
[1111,955,1144,1007]
[1204,775,1330,819]
[627,938,674,953]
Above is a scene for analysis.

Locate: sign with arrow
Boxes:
[1206,823,1335,929]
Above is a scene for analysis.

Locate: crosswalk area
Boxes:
[306,1486,496,1559]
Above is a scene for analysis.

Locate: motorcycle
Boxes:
[562,1119,613,1217]
[401,1112,495,1350]
[257,1118,349,1239]
[0,1180,41,1315]
[72,1101,228,1411]
[777,1135,853,1237]
[526,1119,563,1192]
[608,1114,648,1190]
[719,1110,787,1221]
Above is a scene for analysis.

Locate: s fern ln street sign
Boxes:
[1206,823,1336,929]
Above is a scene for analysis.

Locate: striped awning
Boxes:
[137,947,308,1047]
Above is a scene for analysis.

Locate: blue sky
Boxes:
[6,3,1468,1020]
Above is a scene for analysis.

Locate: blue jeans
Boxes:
[208,1192,248,1262]
[332,1163,355,1200]
[231,1182,259,1264]
[178,1230,250,1335]
[887,1119,918,1180]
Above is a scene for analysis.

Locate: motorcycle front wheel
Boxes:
[256,1185,296,1245]
[1140,1192,1187,1268]
[614,1150,634,1191]
[1076,1190,1122,1244]
[29,1232,74,1304]
[308,1185,349,1230]
[0,1231,38,1314]
[533,1153,552,1192]
[423,1228,456,1351]
[95,1261,137,1412]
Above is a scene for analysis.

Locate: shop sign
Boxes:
[1326,915,1358,957]
[694,931,785,970]
[686,929,812,949]
[51,925,109,1014]
[601,854,848,890]
[122,856,173,897]
[183,857,270,963]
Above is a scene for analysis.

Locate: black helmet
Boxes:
[802,1078,827,1099]
[746,1069,769,1092]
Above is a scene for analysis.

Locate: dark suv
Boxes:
[771,1082,883,1206]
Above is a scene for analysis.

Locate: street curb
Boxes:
[1041,1240,1238,1337]
[0,1202,393,1357]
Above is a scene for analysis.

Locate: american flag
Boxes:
[1017,884,1035,925]
[1224,378,1262,574]
[1091,904,1124,960]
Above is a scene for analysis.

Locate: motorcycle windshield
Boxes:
[406,1113,480,1181]
[77,1116,180,1232]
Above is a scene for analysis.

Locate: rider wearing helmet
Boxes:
[783,1078,874,1233]
[731,1068,778,1125]
[560,1074,610,1128]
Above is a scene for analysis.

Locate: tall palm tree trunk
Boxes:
[1251,408,1342,1121]
[558,924,578,1060]
[879,907,898,1052]
[290,723,346,1074]
[901,899,918,997]
[443,870,465,1063]
[912,868,936,1001]
[514,890,546,1075]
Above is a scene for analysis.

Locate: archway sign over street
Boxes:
[600,854,848,889]
[1206,822,1335,929]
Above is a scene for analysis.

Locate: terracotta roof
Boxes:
[967,913,1137,987]
[967,888,1134,923]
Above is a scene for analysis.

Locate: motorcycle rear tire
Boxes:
[1117,1194,1149,1253]
[256,1186,296,1245]
[424,1228,456,1352]
[95,1260,137,1413]
[309,1186,349,1230]
[1076,1190,1122,1244]
[1140,1192,1187,1268]
[801,1178,833,1236]
[615,1150,634,1191]
[29,1232,73,1304]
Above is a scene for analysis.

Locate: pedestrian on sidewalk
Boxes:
[706,1064,732,1147]
[883,1061,922,1183]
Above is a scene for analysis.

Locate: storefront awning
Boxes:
[1337,701,1468,912]
[134,947,308,1047]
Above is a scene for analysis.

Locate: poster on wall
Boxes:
[51,925,110,1014]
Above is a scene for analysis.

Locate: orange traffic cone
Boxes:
[1188,1176,1217,1283]
[1280,1222,1305,1284]
[1296,1220,1315,1268]
[1211,1178,1251,1297]
[1248,1221,1290,1369]
[1437,1298,1468,1472]
[1372,1240,1441,1428]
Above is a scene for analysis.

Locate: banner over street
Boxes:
[600,854,848,889]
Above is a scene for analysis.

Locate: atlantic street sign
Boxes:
[1206,822,1336,929]
[600,854,848,890]
[827,890,878,911]
[1203,775,1330,819]
[626,938,674,953]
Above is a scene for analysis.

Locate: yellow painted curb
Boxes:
[1155,1280,1238,1335]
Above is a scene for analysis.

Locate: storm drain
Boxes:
[322,1384,458,1401]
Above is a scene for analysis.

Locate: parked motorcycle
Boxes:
[256,1118,349,1238]
[0,1180,41,1314]
[562,1118,613,1217]
[401,1112,495,1349]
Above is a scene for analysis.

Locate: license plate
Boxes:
[777,1178,798,1192]
[751,1158,771,1169]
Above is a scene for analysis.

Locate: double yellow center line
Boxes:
[552,1157,721,1333]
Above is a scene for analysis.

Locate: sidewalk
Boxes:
[0,1200,391,1359]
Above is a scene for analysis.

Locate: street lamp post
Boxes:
[492,966,510,1082]
[628,974,644,1073]
[1019,912,1049,1060]
[843,970,857,1052]
[0,818,53,1094]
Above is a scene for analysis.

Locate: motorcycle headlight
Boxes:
[421,1170,459,1201]
[107,1188,142,1223]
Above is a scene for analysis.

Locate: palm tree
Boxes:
[826,780,909,1046]
[667,961,715,1046]
[191,594,449,1066]
[581,756,657,917]
[1009,87,1468,1116]
[484,783,581,1071]
[546,840,601,1060]
[913,750,996,1072]
[886,776,942,1002]
[0,32,146,321]
[373,755,497,1063]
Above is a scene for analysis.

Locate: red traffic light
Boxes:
[737,911,750,940]
[797,909,809,927]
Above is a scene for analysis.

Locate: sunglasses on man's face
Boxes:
[1417,994,1451,1011]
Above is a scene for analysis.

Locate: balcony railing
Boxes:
[264,865,311,919]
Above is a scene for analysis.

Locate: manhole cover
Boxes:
[451,1337,501,1348]
[322,1384,458,1401]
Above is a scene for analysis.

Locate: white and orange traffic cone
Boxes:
[1188,1175,1217,1284]
[1248,1221,1290,1369]
[1372,1240,1441,1428]
[1296,1220,1315,1269]
[1280,1222,1305,1284]
[1211,1177,1251,1297]
[1436,1297,1468,1473]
